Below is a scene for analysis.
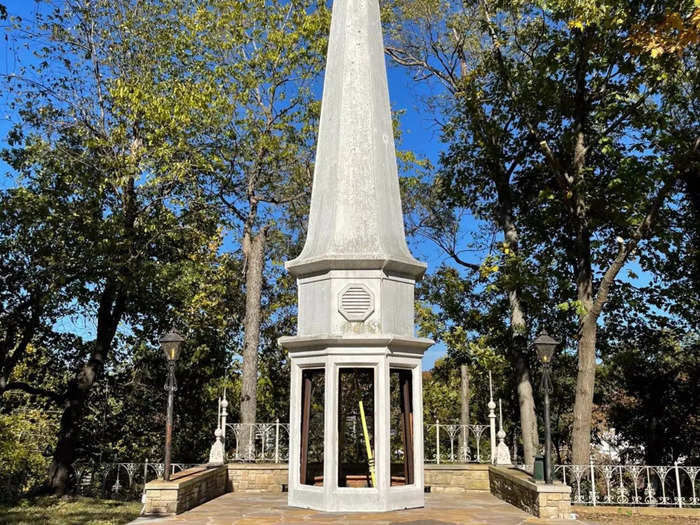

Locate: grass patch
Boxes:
[0,496,142,525]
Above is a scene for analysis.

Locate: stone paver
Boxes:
[131,492,601,525]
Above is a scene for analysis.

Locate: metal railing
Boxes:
[554,461,699,507]
[424,422,492,464]
[221,419,493,464]
[214,388,504,465]
[74,461,201,499]
[225,420,290,462]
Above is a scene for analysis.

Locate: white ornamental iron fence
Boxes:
[217,373,510,466]
[225,421,291,462]
[220,419,496,465]
[74,461,201,499]
[552,460,699,508]
[424,372,509,465]
[424,422,491,464]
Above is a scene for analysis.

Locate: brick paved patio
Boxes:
[132,492,600,524]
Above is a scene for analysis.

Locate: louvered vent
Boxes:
[338,284,374,322]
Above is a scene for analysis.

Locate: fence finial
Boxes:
[208,427,225,465]
[495,398,512,465]
[488,371,497,464]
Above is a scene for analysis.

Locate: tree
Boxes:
[1,0,220,492]
[496,0,689,463]
[388,0,692,464]
[599,329,700,464]
[155,0,329,453]
[386,0,547,465]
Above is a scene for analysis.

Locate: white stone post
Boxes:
[275,418,280,464]
[675,461,683,508]
[436,419,440,465]
[220,389,228,446]
[488,371,497,464]
[208,427,225,465]
[495,399,512,465]
[590,459,597,506]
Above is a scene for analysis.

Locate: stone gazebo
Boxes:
[278,0,433,513]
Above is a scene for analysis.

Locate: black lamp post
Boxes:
[533,330,559,485]
[160,329,184,481]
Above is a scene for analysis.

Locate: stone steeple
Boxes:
[286,0,425,279]
[281,0,431,512]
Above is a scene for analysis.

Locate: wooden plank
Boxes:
[398,372,408,484]
[401,370,415,485]
[300,371,312,485]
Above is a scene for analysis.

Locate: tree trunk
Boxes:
[499,192,539,467]
[458,365,470,460]
[513,347,538,465]
[48,282,124,494]
[571,316,597,465]
[239,227,266,459]
[48,171,135,494]
[570,217,596,465]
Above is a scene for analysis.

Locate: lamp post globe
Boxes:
[160,329,185,362]
[159,329,185,481]
[533,331,558,366]
[532,330,559,485]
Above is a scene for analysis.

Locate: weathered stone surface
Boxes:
[143,491,595,524]
[226,463,287,493]
[285,0,424,279]
[142,466,227,516]
[278,0,432,513]
[488,465,572,520]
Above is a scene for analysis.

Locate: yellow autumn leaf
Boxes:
[650,46,664,58]
[568,19,584,30]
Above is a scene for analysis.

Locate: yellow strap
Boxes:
[359,400,376,487]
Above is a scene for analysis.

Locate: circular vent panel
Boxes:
[338,284,374,322]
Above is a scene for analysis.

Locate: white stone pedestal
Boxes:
[282,336,430,512]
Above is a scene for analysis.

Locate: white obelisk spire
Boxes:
[281,0,432,512]
[287,0,425,278]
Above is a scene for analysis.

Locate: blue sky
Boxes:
[0,0,663,371]
[0,0,465,369]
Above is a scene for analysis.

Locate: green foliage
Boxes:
[387,0,698,460]
[599,330,700,464]
[0,0,328,493]
[0,410,57,503]
[422,368,461,423]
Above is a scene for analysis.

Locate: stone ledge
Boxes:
[227,463,289,493]
[489,465,572,520]
[143,466,212,490]
[424,464,489,471]
[489,465,570,494]
[143,465,227,516]
[226,463,288,470]
[225,463,491,494]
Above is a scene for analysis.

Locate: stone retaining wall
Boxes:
[143,462,572,519]
[227,463,288,493]
[489,465,572,520]
[225,463,490,494]
[142,465,227,516]
[424,464,490,493]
